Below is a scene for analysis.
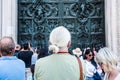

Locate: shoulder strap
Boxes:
[76,56,84,80]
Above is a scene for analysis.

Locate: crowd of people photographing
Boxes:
[0,26,120,80]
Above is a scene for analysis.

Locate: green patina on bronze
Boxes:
[18,0,105,51]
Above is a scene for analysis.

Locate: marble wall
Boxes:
[117,0,120,55]
[0,0,17,44]
[0,0,2,38]
[105,0,118,55]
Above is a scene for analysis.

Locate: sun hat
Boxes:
[72,48,82,55]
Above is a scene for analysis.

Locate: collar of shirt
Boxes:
[0,56,17,60]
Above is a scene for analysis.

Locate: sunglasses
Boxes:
[88,54,93,57]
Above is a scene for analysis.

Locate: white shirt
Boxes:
[104,73,120,80]
[115,74,120,80]
[31,53,38,64]
[85,60,96,77]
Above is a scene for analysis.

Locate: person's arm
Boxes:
[28,43,34,52]
[34,47,37,53]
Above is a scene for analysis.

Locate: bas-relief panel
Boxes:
[18,0,105,51]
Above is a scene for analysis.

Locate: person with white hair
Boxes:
[34,26,84,80]
[96,47,120,80]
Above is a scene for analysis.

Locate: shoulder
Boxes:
[16,58,25,66]
[18,58,25,62]
[35,55,51,66]
[28,50,33,53]
[35,54,77,65]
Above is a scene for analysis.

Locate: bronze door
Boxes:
[18,0,105,50]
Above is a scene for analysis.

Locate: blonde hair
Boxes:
[96,47,118,71]
[49,26,71,53]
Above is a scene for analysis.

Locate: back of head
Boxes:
[38,48,49,59]
[23,43,29,50]
[96,47,118,71]
[0,36,15,56]
[49,26,71,53]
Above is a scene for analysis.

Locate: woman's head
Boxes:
[84,48,94,61]
[49,26,71,53]
[96,47,118,72]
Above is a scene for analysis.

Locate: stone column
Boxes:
[117,0,120,55]
[105,0,118,54]
[1,0,17,44]
[0,0,2,38]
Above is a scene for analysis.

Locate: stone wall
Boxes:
[117,0,120,55]
[105,0,118,55]
[0,0,17,44]
[0,0,2,38]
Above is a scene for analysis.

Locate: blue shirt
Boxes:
[0,56,25,80]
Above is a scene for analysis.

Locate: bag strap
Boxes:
[76,56,84,80]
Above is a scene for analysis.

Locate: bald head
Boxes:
[0,36,15,56]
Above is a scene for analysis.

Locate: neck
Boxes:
[108,68,120,80]
[23,49,28,51]
[2,52,13,56]
[58,47,69,53]
[86,59,91,62]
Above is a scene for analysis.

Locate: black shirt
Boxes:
[18,50,33,68]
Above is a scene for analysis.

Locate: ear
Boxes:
[101,63,104,69]
[11,48,15,55]
[8,49,15,56]
[67,41,71,48]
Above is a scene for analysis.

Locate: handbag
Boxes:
[76,56,84,80]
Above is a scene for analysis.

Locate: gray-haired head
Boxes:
[49,26,71,53]
[0,36,15,56]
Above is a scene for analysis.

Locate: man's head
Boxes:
[0,36,15,56]
[23,43,29,50]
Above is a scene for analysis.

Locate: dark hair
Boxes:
[23,43,29,50]
[0,36,15,55]
[83,49,94,59]
[83,48,97,68]
[37,48,49,59]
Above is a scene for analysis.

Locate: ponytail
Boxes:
[49,45,59,53]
